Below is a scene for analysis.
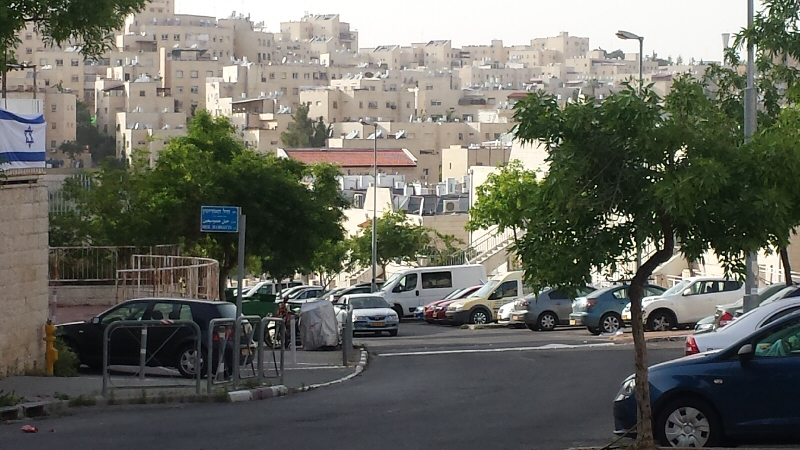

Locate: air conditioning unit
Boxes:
[353,193,365,209]
[443,200,459,213]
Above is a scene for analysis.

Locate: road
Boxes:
[1,322,684,450]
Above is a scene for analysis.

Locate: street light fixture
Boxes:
[359,119,379,293]
[616,30,644,93]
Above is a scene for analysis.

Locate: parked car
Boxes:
[335,294,400,336]
[446,271,532,325]
[381,265,486,318]
[422,286,481,324]
[287,286,325,301]
[621,276,744,331]
[570,284,666,335]
[614,310,800,447]
[242,280,304,299]
[279,285,309,300]
[686,292,800,355]
[694,283,795,333]
[501,286,594,331]
[58,298,238,378]
[328,282,381,303]
[319,286,348,303]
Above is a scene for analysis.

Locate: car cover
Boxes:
[299,299,339,350]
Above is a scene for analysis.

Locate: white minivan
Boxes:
[380,265,487,317]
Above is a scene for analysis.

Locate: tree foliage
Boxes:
[280,104,329,148]
[350,210,431,278]
[473,77,795,448]
[50,111,346,298]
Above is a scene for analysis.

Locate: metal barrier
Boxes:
[102,320,202,397]
[341,305,353,366]
[207,316,286,393]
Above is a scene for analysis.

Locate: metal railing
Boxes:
[116,254,219,302]
[442,227,517,266]
[50,245,180,284]
[101,319,202,397]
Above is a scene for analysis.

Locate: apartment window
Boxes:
[190,70,198,78]
[51,123,57,130]
[280,87,287,94]
[485,133,490,139]
[25,34,32,40]
[407,102,411,108]
[51,104,57,113]
[430,100,441,106]
[261,75,266,82]
[304,73,310,79]
[494,133,501,139]
[55,59,63,67]
[176,86,183,93]
[50,140,56,150]
[426,85,433,90]
[292,73,298,79]
[386,102,392,108]
[332,101,338,109]
[316,101,322,106]
[269,73,275,79]
[26,48,32,55]
[176,70,183,78]
[359,101,363,109]
[205,71,213,78]
[71,59,79,67]
[190,86,199,94]
[174,34,180,41]
[39,58,47,66]
[281,73,287,79]
[161,34,168,40]
[368,101,378,109]
[292,88,299,95]
[71,75,79,82]
[458,133,463,140]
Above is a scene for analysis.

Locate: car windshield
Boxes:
[469,280,499,298]
[350,296,390,309]
[662,280,691,296]
[380,273,403,292]
[445,288,465,300]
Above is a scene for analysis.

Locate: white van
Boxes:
[380,265,487,317]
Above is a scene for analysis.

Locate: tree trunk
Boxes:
[218,251,236,302]
[780,246,792,286]
[629,221,675,450]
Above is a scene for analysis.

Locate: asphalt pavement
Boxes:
[1,322,684,450]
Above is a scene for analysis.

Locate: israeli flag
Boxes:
[0,108,46,170]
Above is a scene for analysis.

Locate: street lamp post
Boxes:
[616,30,645,269]
[743,0,759,311]
[360,120,379,293]
[616,30,644,93]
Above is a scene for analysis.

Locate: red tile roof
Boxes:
[282,148,416,167]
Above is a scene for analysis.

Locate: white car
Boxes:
[497,299,526,326]
[686,294,800,355]
[621,276,744,331]
[334,294,399,336]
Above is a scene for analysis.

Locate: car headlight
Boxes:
[615,376,636,401]
[353,315,368,322]
[448,303,464,312]
[387,314,399,323]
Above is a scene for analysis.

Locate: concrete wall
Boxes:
[423,214,469,245]
[0,181,49,376]
[51,285,118,307]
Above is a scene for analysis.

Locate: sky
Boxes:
[175,0,761,63]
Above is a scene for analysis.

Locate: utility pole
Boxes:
[743,0,759,312]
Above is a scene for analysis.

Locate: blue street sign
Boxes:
[200,206,239,233]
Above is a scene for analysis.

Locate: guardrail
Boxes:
[101,319,202,397]
[116,254,219,302]
[50,245,180,284]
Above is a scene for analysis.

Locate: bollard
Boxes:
[45,320,58,375]
[290,317,297,364]
[139,326,148,380]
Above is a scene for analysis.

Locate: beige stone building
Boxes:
[280,14,358,52]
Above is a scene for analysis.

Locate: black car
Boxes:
[58,298,237,378]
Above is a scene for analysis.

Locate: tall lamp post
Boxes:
[743,0,759,311]
[616,30,645,269]
[360,120,379,293]
[616,30,644,93]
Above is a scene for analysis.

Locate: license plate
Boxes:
[570,319,576,325]
[372,322,386,327]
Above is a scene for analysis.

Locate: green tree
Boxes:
[58,141,84,163]
[421,230,465,266]
[310,238,350,288]
[350,210,431,279]
[280,104,329,148]
[475,78,791,449]
[50,111,347,298]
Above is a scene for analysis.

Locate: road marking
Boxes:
[377,342,616,357]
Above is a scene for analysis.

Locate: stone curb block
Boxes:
[228,390,253,402]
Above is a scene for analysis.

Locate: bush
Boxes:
[53,338,80,377]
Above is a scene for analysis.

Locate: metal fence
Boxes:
[116,254,219,302]
[101,319,202,397]
[49,245,180,284]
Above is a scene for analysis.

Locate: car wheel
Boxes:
[656,397,722,448]
[469,309,490,325]
[393,305,405,319]
[600,313,622,334]
[389,329,398,337]
[538,312,557,331]
[526,322,539,331]
[648,310,675,332]
[587,326,602,335]
[176,344,205,379]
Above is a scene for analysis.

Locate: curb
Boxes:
[2,349,369,419]
[230,348,368,401]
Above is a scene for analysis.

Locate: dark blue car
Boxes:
[613,311,800,447]
[570,284,666,335]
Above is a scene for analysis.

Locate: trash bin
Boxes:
[240,294,278,318]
